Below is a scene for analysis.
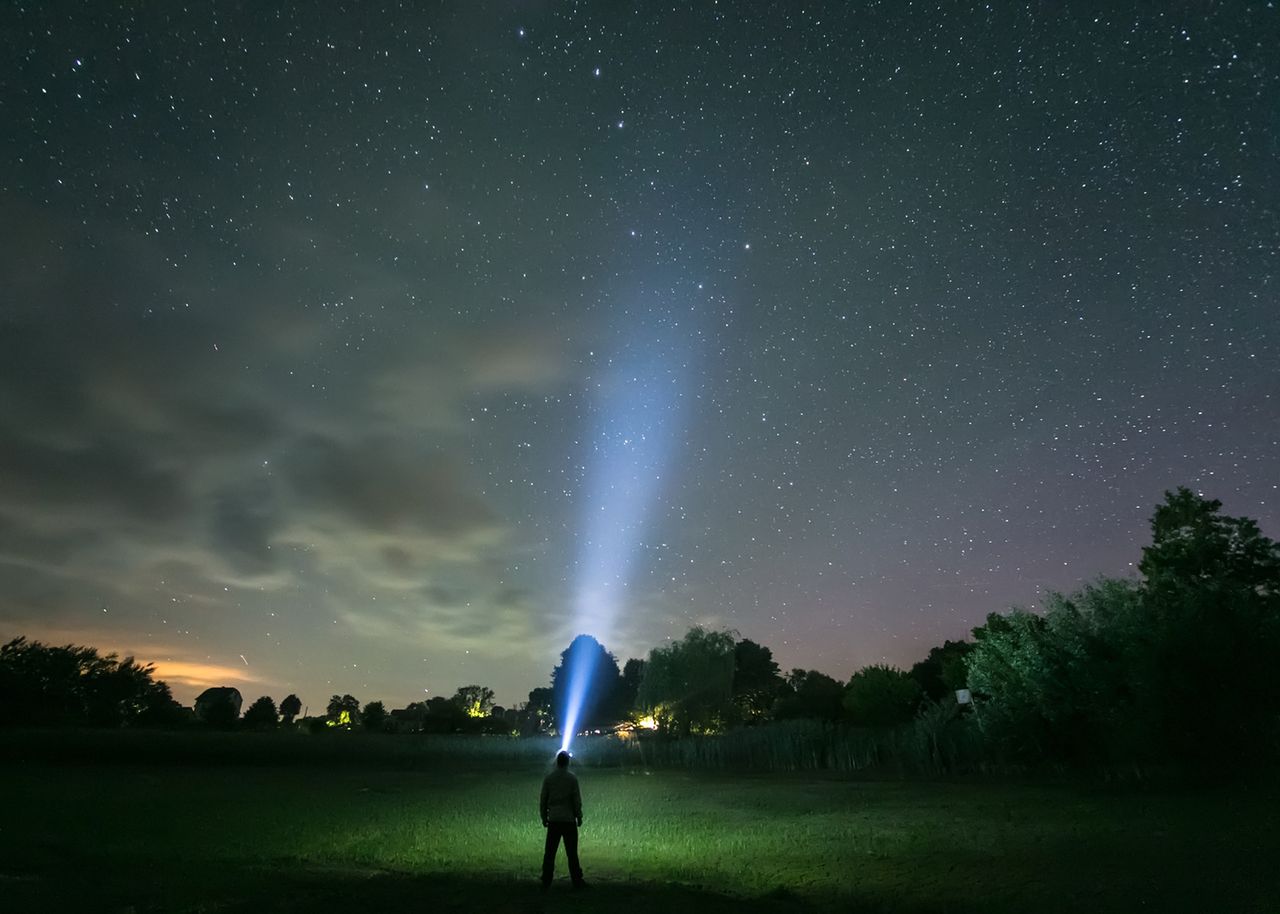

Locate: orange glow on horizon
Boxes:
[148,659,267,698]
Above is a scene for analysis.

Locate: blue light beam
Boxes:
[559,335,688,750]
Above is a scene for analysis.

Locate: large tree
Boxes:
[966,605,1074,762]
[279,693,302,726]
[0,637,182,728]
[731,638,784,722]
[1140,487,1280,595]
[637,627,737,734]
[525,686,554,734]
[361,700,387,731]
[450,685,495,718]
[326,694,361,728]
[843,664,924,727]
[242,695,279,730]
[966,490,1280,766]
[909,640,973,701]
[774,668,845,721]
[421,695,462,733]
[616,658,646,718]
[549,635,623,735]
[1135,488,1280,759]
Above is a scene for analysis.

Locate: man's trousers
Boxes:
[541,822,584,886]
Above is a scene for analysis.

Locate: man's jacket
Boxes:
[540,768,582,824]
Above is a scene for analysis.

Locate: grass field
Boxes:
[4,734,1277,913]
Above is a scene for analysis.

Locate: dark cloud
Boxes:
[284,435,496,538]
[0,514,103,567]
[0,198,555,651]
[0,563,84,626]
[0,324,96,445]
[209,479,281,577]
[0,433,188,525]
[421,584,463,607]
[369,325,569,433]
[165,399,281,458]
[494,586,530,609]
[380,544,415,575]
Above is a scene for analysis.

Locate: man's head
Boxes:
[555,750,571,768]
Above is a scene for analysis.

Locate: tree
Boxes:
[279,694,302,726]
[637,627,737,734]
[135,679,189,728]
[1135,488,1280,760]
[392,700,428,732]
[773,669,845,721]
[909,640,973,701]
[732,638,784,722]
[616,658,646,718]
[326,694,360,728]
[450,685,495,719]
[422,695,462,733]
[361,700,387,731]
[843,664,924,727]
[549,635,623,735]
[1140,487,1280,595]
[525,687,554,734]
[966,579,1150,764]
[965,608,1058,760]
[960,490,1280,768]
[0,638,85,725]
[0,637,180,728]
[242,695,279,730]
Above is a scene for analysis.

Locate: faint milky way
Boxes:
[1,3,1276,709]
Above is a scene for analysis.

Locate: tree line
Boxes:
[0,637,189,728]
[560,487,1279,768]
[3,488,1276,770]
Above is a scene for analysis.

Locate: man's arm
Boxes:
[572,777,582,824]
[539,778,550,825]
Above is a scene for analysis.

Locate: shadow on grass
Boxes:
[3,842,978,914]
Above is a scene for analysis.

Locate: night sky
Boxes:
[3,3,1277,711]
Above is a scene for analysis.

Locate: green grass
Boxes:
[4,736,1277,913]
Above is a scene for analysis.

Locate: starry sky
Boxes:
[2,3,1277,712]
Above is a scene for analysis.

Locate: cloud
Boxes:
[147,659,268,695]
[0,618,268,705]
[333,584,545,658]
[285,435,496,537]
[0,191,579,709]
[0,513,104,568]
[209,477,282,577]
[263,433,509,591]
[371,326,568,432]
[0,434,189,527]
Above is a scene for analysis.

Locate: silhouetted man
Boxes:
[540,749,585,889]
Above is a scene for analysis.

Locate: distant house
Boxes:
[194,686,243,722]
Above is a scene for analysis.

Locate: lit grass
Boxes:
[3,740,1277,912]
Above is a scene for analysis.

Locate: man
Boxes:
[539,749,586,889]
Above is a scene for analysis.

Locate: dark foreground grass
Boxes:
[3,743,1277,913]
